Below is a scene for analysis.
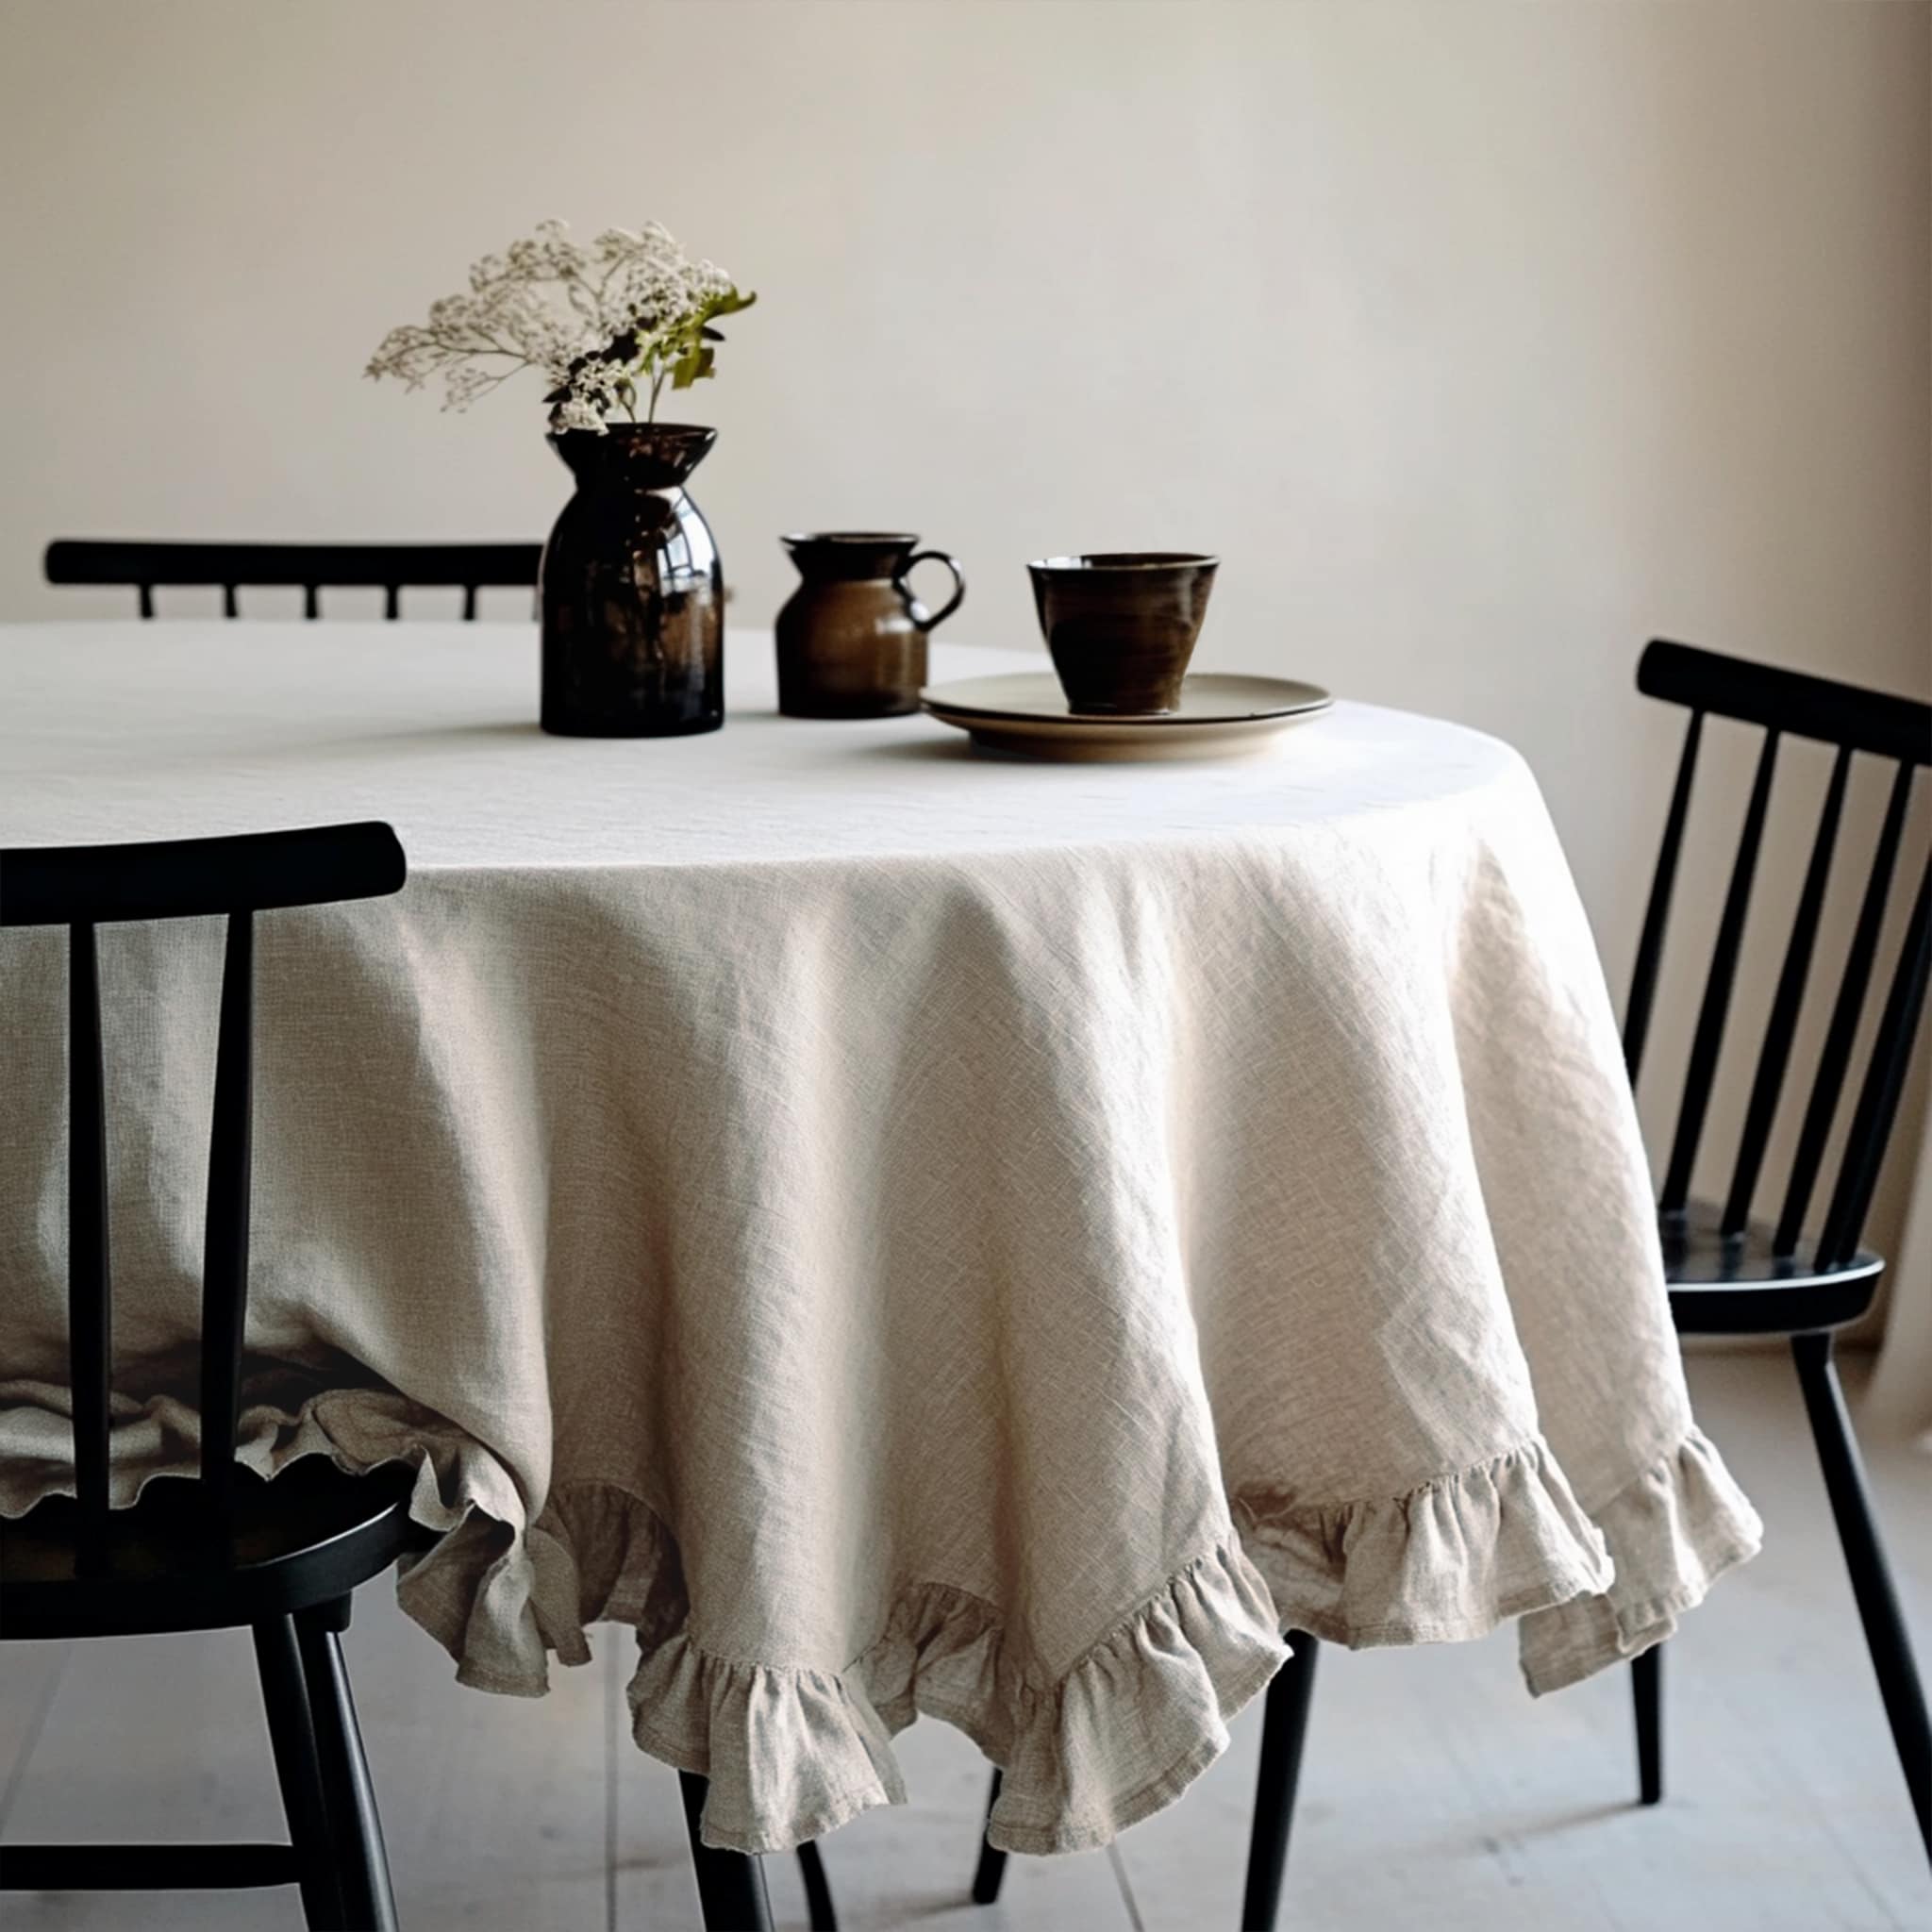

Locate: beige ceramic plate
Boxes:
[920,672,1332,760]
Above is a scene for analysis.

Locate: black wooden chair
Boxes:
[0,820,835,1932]
[971,638,1932,1927]
[1618,640,1930,1872]
[0,823,417,1927]
[43,540,541,621]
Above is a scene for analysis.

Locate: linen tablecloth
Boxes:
[0,622,1759,1854]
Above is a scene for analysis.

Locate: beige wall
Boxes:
[5,1,1928,1247]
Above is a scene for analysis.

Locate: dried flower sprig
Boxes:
[366,220,755,435]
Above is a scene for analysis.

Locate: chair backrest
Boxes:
[44,540,541,621]
[1625,640,1931,1268]
[1,823,408,1549]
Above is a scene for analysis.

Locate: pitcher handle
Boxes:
[894,550,966,631]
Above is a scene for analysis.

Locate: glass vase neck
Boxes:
[552,422,716,491]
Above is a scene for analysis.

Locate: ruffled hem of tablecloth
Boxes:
[0,1378,1285,1855]
[618,1533,1289,1855]
[0,1386,1759,1850]
[1514,1425,1763,1694]
[1230,1425,1760,1699]
[1233,1433,1617,1648]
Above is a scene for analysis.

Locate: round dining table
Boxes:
[0,620,1760,1857]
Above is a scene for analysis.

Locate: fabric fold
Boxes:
[0,1382,1283,1854]
[627,1636,912,1850]
[625,1539,1288,1856]
[1516,1425,1764,1694]
[1233,1435,1616,1649]
[982,1539,1289,1856]
[0,1380,1761,1852]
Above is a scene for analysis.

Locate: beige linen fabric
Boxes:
[0,625,1759,1854]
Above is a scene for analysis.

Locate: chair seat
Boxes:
[1662,1200,1883,1337]
[1,1457,423,1641]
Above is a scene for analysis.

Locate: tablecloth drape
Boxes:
[0,624,1759,1854]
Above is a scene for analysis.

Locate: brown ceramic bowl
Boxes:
[1027,553,1220,714]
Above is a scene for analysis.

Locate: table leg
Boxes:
[679,1770,775,1932]
[1241,1631,1319,1932]
[970,1768,1006,1904]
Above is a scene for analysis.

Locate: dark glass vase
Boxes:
[540,423,724,737]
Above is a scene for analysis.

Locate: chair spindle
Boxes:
[1624,710,1704,1082]
[461,584,477,622]
[137,584,155,621]
[1659,728,1779,1214]
[304,585,320,621]
[222,584,239,620]
[1817,860,1932,1270]
[1774,758,1917,1257]
[199,911,256,1516]
[383,585,400,621]
[67,922,113,1550]
[1720,744,1852,1237]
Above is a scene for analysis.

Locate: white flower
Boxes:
[366,219,754,435]
[551,394,606,434]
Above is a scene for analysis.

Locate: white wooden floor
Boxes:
[2,1352,1927,1930]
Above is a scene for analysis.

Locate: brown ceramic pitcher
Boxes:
[775,533,966,718]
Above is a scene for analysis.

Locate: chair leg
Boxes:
[1631,1643,1663,1806]
[1791,1332,1932,1863]
[1241,1632,1319,1932]
[254,1615,347,1930]
[679,1770,775,1932]
[970,1767,1007,1905]
[296,1599,401,1932]
[794,1839,837,1931]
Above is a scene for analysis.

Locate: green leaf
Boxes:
[669,342,715,390]
[620,285,754,397]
